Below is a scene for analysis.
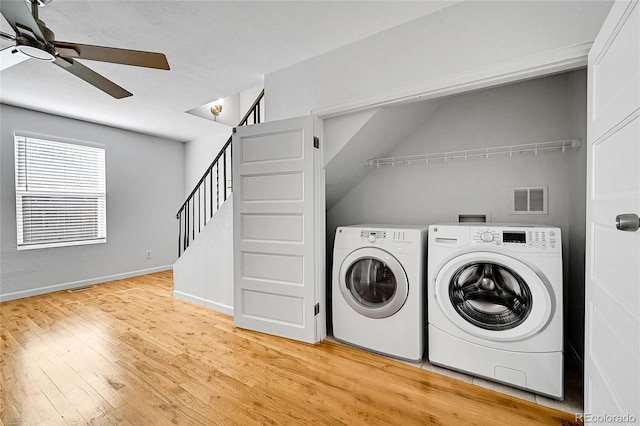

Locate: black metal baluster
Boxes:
[209,167,213,219]
[197,187,201,232]
[177,212,182,257]
[216,162,220,210]
[223,149,227,202]
[191,196,195,242]
[185,200,190,250]
[229,143,233,192]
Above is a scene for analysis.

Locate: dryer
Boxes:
[332,225,427,361]
[427,224,564,399]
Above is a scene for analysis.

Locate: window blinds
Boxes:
[14,136,106,249]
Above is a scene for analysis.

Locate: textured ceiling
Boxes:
[0,1,458,142]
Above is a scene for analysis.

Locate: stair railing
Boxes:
[176,89,264,257]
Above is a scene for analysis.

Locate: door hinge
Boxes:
[314,303,320,315]
[313,136,320,149]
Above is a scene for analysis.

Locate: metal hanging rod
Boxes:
[366,139,582,167]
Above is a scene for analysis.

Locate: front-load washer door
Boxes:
[339,247,408,319]
[435,252,554,342]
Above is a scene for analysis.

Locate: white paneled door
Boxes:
[233,116,325,344]
[585,0,640,423]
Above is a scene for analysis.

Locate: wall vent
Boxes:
[68,285,97,293]
[511,186,547,215]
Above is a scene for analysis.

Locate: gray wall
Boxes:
[326,71,587,360]
[0,105,184,300]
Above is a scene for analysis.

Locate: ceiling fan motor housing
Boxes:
[15,34,56,61]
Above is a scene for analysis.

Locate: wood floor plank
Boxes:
[2,350,61,424]
[69,311,246,424]
[0,271,582,425]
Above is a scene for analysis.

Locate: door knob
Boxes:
[616,213,640,232]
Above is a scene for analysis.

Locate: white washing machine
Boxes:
[427,224,564,399]
[332,225,428,361]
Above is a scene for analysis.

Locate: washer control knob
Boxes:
[368,234,376,243]
[481,232,494,242]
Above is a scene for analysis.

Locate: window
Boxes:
[14,135,106,250]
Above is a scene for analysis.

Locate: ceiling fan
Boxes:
[0,0,169,98]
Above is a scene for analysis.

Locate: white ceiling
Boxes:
[0,0,458,142]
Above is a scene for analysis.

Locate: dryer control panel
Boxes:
[360,230,387,243]
[471,227,559,250]
[359,229,415,243]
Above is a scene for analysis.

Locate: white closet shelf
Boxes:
[366,139,582,167]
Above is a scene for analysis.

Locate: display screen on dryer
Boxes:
[503,231,526,244]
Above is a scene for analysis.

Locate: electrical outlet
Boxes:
[146,250,151,259]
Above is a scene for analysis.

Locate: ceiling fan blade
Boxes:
[0,46,29,71]
[52,41,170,70]
[53,57,132,99]
[0,0,46,41]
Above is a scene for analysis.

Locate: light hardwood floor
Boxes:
[1,271,582,425]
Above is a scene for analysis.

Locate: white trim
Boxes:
[173,290,234,317]
[17,238,106,251]
[0,265,172,302]
[313,43,592,119]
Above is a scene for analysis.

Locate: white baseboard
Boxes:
[173,290,207,306]
[173,290,234,317]
[0,265,173,302]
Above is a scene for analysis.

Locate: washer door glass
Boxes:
[347,258,397,305]
[340,248,408,319]
[435,251,553,342]
[449,262,532,331]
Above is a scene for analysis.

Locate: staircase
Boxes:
[176,89,264,257]
[172,89,264,314]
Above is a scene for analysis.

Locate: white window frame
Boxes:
[14,135,107,250]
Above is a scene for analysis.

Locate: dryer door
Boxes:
[339,247,408,319]
[435,252,553,342]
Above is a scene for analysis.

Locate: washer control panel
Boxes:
[471,227,559,250]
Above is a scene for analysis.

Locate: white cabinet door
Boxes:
[232,115,325,344]
[585,0,640,423]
